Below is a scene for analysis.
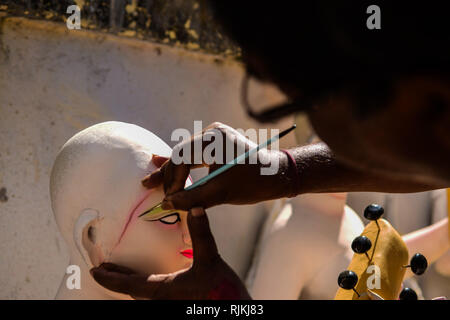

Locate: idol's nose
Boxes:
[181,219,192,246]
[182,231,192,246]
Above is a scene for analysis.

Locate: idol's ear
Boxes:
[73,209,104,269]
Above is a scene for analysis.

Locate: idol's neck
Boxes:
[293,192,348,217]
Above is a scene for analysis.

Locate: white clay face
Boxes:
[50,121,193,292]
[109,185,193,275]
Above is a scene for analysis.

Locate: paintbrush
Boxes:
[139,124,296,220]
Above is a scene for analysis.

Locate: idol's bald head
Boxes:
[50,121,172,259]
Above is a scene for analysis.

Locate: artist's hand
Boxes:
[142,122,293,211]
[90,207,251,300]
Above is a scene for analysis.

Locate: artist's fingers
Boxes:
[164,127,228,195]
[97,262,136,275]
[152,155,169,168]
[142,156,170,189]
[91,266,158,298]
[162,170,226,210]
[187,207,219,267]
[148,122,240,197]
[142,169,164,189]
[142,161,201,192]
[147,267,189,283]
[432,296,447,300]
[163,160,193,196]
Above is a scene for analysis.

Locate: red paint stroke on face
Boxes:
[180,249,193,259]
[112,188,154,251]
[111,174,194,252]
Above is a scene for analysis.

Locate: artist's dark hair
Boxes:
[206,1,449,118]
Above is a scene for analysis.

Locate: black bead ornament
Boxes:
[404,253,428,275]
[338,270,360,297]
[351,236,372,258]
[363,204,384,220]
[399,287,418,300]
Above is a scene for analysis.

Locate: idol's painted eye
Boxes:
[156,212,181,225]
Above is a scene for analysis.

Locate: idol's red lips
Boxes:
[180,249,193,259]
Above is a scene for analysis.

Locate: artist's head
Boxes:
[50,121,192,281]
[206,1,450,185]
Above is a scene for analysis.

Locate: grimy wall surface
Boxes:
[0,0,240,56]
[0,15,295,299]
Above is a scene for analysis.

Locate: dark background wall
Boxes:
[0,0,240,56]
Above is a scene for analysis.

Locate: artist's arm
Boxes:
[142,122,443,211]
[402,218,449,279]
[285,142,445,195]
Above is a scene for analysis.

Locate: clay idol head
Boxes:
[50,121,192,299]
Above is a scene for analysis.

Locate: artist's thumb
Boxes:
[187,207,220,267]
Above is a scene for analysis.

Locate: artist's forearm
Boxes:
[286,142,443,195]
